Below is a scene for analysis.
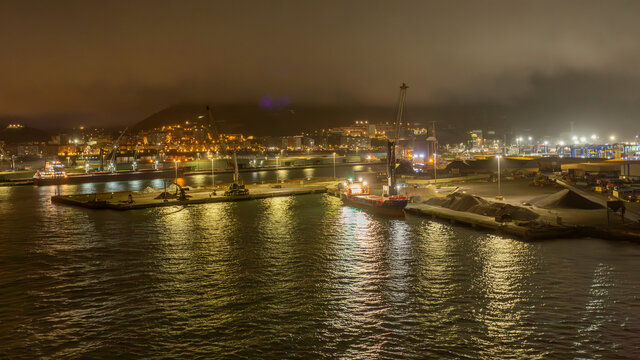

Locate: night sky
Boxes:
[2,0,640,135]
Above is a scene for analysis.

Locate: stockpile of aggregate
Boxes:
[423,193,484,210]
[530,189,604,209]
[423,192,540,221]
[137,186,156,194]
[402,185,440,202]
[468,202,539,221]
[444,193,488,211]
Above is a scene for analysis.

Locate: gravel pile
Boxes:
[530,189,604,209]
[424,192,540,221]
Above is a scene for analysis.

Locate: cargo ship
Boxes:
[340,180,408,216]
[33,162,183,186]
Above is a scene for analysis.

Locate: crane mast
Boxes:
[386,83,408,196]
[108,127,128,173]
[206,106,244,191]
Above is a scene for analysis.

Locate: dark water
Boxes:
[2,166,640,359]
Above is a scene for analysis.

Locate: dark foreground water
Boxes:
[1,166,640,359]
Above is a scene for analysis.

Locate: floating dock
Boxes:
[52,184,327,210]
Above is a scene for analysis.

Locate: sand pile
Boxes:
[469,203,539,221]
[154,192,177,199]
[424,192,540,221]
[530,189,604,209]
[402,185,440,202]
[137,186,156,194]
[425,193,486,211]
[443,193,488,211]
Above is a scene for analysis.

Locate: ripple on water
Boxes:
[1,185,640,359]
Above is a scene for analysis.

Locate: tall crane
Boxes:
[107,127,128,173]
[132,143,139,171]
[206,106,247,195]
[386,83,408,196]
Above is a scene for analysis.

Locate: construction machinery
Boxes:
[206,106,248,196]
[107,127,128,173]
[383,83,407,197]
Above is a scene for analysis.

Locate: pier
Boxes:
[404,203,576,240]
[52,183,328,210]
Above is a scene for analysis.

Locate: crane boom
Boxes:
[206,105,242,186]
[108,127,128,172]
[394,83,408,143]
[386,83,408,196]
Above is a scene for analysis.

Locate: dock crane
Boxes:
[132,143,139,171]
[206,106,248,196]
[384,83,407,197]
[107,127,128,173]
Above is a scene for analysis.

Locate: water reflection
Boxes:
[2,178,640,358]
[475,234,537,358]
[331,207,390,357]
[574,263,616,356]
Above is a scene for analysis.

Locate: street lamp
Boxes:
[174,159,179,180]
[211,156,215,187]
[332,152,336,179]
[496,155,502,199]
[433,152,437,181]
[275,156,279,183]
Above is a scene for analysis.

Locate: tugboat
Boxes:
[340,83,410,216]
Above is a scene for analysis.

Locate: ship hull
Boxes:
[340,194,408,216]
[34,169,183,186]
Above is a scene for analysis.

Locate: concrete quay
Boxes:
[404,203,576,240]
[52,183,327,210]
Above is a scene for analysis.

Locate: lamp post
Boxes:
[433,152,437,182]
[497,155,501,198]
[275,156,279,183]
[211,156,215,187]
[174,160,179,180]
[332,152,336,179]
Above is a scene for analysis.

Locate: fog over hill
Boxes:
[3,1,640,138]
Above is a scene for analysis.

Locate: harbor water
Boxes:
[1,166,640,358]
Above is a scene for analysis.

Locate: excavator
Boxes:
[206,106,248,196]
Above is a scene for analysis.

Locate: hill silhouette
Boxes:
[132,103,400,136]
[0,125,50,144]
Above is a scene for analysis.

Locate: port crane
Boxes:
[132,143,139,171]
[384,83,407,196]
[206,106,248,196]
[107,127,128,173]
